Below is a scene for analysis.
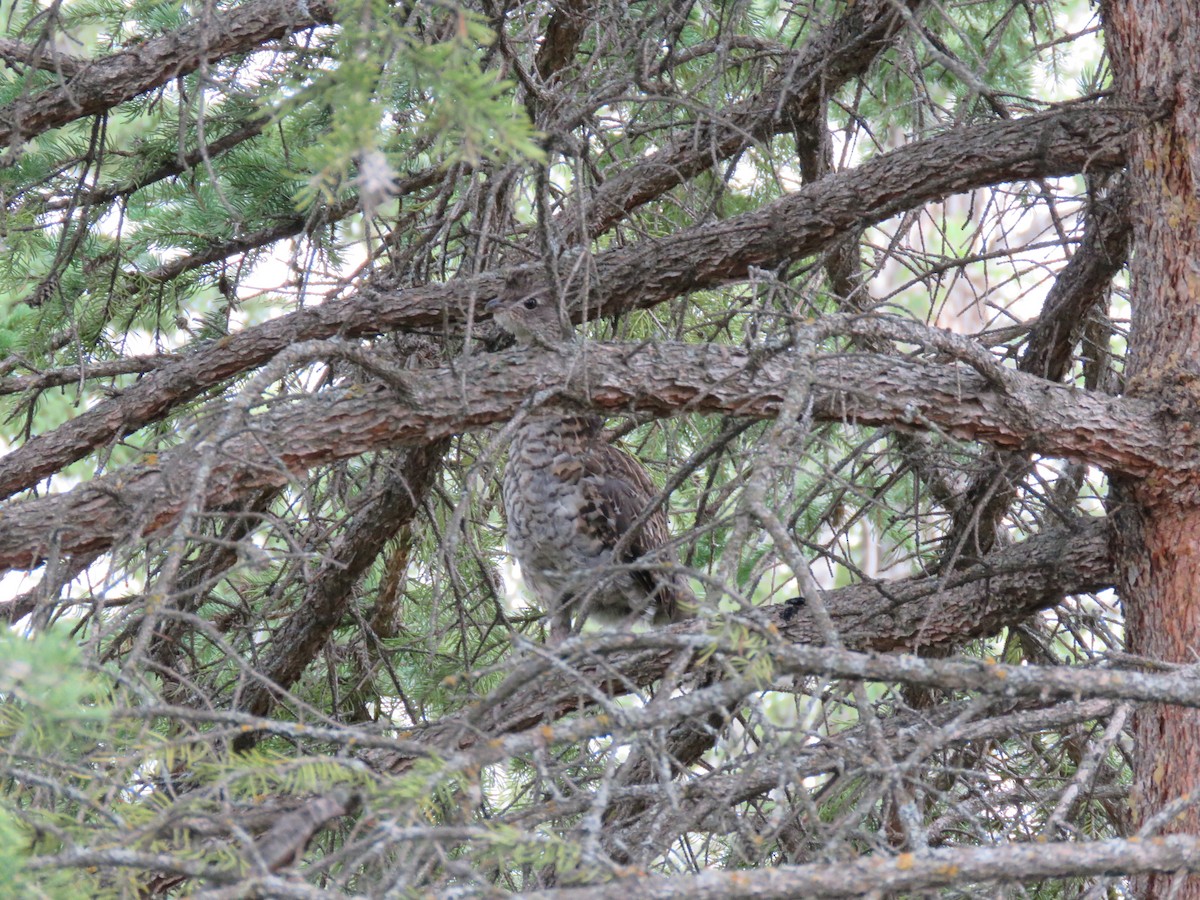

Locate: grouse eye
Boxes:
[522,297,539,309]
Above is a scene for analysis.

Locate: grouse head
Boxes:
[486,295,574,347]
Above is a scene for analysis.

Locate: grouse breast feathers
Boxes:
[487,294,694,639]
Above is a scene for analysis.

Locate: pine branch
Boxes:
[0,104,1141,500]
[0,0,337,151]
[0,334,1172,572]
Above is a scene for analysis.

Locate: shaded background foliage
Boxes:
[0,0,1176,895]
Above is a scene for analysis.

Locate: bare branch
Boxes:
[230,441,450,749]
[508,835,1200,899]
[0,38,87,77]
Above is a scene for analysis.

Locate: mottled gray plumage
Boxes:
[487,294,694,639]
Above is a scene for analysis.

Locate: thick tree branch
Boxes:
[0,104,1142,500]
[778,516,1112,650]
[424,635,1200,786]
[246,789,361,874]
[406,518,1111,751]
[567,0,926,239]
[543,104,1140,315]
[1022,178,1131,381]
[0,335,1175,572]
[0,0,337,152]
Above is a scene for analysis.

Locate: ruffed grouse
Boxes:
[486,294,694,640]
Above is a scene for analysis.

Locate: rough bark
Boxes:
[0,337,1175,573]
[360,519,1112,771]
[0,0,337,153]
[567,0,927,239]
[1105,2,1200,895]
[3,4,1191,892]
[0,104,1140,501]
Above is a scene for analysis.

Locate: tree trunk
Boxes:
[1105,2,1200,895]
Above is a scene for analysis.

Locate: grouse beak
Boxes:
[484,297,502,312]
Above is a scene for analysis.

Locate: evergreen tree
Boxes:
[2,0,1197,895]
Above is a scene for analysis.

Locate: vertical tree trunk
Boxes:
[1104,2,1200,895]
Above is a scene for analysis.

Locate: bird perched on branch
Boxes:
[486,294,694,640]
